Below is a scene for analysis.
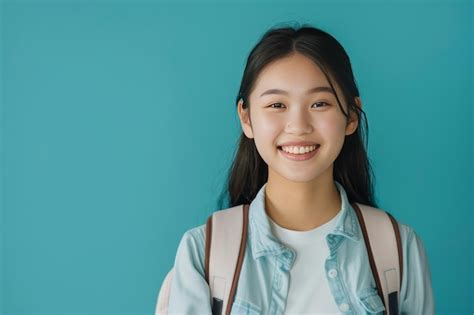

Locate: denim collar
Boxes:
[248,180,361,260]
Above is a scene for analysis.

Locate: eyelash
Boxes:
[268,102,330,109]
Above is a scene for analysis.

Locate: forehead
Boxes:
[250,53,341,98]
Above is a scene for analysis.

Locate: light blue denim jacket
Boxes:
[168,181,435,314]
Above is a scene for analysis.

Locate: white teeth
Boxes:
[281,145,318,154]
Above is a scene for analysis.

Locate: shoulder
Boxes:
[386,214,426,257]
[365,206,429,267]
[396,219,430,263]
[397,221,416,243]
[395,219,425,251]
[359,203,421,248]
[176,223,207,257]
[180,224,207,250]
[173,223,207,275]
[357,203,419,245]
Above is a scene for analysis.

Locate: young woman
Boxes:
[167,23,435,314]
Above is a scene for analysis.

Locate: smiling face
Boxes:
[238,52,361,184]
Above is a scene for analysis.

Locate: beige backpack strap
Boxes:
[204,204,249,315]
[352,202,403,315]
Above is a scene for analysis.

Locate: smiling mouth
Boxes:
[277,144,320,153]
[277,144,321,161]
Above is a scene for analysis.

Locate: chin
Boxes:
[270,165,326,183]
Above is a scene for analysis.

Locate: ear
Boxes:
[237,98,254,139]
[345,96,362,136]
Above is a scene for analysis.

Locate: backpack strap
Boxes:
[203,202,402,315]
[204,204,249,315]
[352,202,403,315]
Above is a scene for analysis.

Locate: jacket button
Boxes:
[328,268,338,278]
[339,303,350,312]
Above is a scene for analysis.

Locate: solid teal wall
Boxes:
[0,1,472,314]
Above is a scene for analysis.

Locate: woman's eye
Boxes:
[312,102,329,108]
[314,102,329,106]
[268,102,329,109]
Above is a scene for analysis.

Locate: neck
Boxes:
[264,172,342,231]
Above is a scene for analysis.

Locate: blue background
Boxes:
[0,1,472,314]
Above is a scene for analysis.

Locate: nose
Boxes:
[285,109,313,134]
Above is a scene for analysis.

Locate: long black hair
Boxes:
[215,22,378,210]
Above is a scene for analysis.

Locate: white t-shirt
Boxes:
[268,209,343,315]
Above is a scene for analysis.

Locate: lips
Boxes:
[278,144,320,161]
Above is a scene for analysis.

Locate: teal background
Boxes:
[0,1,472,314]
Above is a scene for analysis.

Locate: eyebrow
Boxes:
[259,86,335,97]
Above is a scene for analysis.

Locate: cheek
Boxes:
[314,117,348,156]
[253,116,282,143]
[317,116,346,138]
[259,115,281,130]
